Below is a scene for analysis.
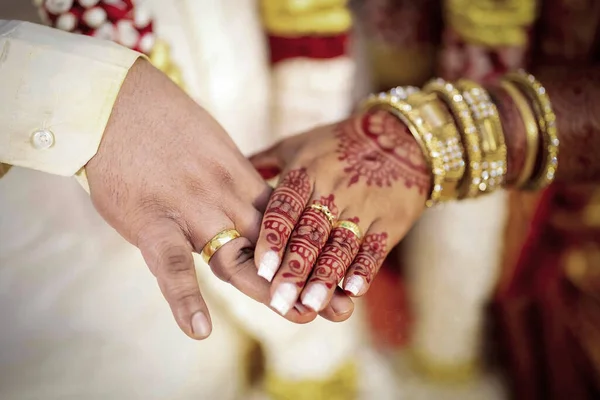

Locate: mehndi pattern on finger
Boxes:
[262,168,312,254]
[348,232,388,285]
[310,217,362,289]
[282,196,340,284]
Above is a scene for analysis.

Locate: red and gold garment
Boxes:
[494,1,600,398]
[360,0,600,397]
[37,0,184,87]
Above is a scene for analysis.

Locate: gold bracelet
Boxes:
[361,87,463,207]
[407,91,466,201]
[500,80,540,188]
[504,70,559,190]
[423,79,482,199]
[456,79,508,196]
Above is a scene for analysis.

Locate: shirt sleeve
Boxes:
[0,20,143,181]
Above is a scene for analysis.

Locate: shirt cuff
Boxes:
[0,20,143,179]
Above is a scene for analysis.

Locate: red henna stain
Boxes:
[349,232,388,284]
[335,110,430,192]
[278,195,338,285]
[309,221,362,288]
[261,168,311,254]
[257,166,281,180]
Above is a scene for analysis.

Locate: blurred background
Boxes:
[1,1,598,399]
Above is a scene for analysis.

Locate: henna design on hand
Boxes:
[280,196,339,286]
[309,217,361,289]
[347,232,388,285]
[336,110,430,192]
[262,168,312,254]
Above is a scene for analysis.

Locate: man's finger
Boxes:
[138,221,212,340]
[208,235,317,324]
[319,288,355,322]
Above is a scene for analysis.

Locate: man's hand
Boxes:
[85,59,354,340]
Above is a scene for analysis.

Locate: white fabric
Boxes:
[0,20,141,176]
[404,191,508,368]
[271,57,355,139]
[0,168,245,400]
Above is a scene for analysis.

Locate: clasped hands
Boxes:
[86,59,430,340]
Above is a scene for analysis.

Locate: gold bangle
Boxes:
[360,88,445,207]
[423,79,482,199]
[407,91,466,201]
[456,79,508,196]
[361,87,466,206]
[504,70,559,190]
[500,80,540,188]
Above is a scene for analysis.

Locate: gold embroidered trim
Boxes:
[446,0,537,47]
[264,361,357,400]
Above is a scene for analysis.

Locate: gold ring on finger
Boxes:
[201,229,241,264]
[333,220,363,241]
[308,203,336,225]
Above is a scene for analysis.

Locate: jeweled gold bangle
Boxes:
[423,79,482,199]
[406,91,466,201]
[500,80,540,188]
[457,79,508,196]
[360,87,456,207]
[504,71,559,190]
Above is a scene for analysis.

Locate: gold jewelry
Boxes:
[423,79,482,199]
[500,80,540,188]
[361,87,466,207]
[201,229,241,264]
[333,220,363,241]
[407,91,466,200]
[504,70,559,190]
[309,203,337,225]
[456,79,508,196]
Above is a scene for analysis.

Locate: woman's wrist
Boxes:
[361,70,561,205]
[486,84,528,186]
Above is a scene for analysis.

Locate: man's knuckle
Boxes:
[159,245,193,273]
[172,287,200,306]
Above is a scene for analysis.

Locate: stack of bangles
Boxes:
[360,70,559,207]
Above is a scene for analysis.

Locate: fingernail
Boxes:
[270,282,298,316]
[301,283,329,312]
[344,275,365,296]
[258,251,280,282]
[191,311,211,339]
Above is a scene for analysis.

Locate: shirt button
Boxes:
[31,129,55,150]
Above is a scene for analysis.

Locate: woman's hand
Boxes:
[250,110,431,315]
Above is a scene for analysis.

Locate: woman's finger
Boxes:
[300,216,363,312]
[137,219,212,340]
[269,194,339,316]
[343,224,389,297]
[249,143,284,178]
[254,168,313,282]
